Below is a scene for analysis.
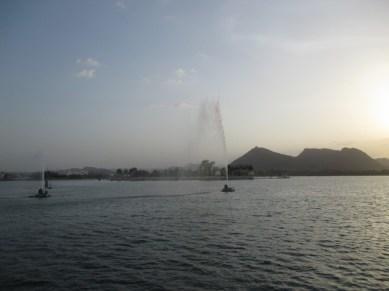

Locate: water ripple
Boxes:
[1,177,389,290]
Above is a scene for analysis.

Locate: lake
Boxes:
[1,177,388,290]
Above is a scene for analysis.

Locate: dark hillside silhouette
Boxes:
[232,147,385,174]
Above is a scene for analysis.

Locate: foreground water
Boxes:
[0,177,388,290]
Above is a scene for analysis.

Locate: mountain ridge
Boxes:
[231,146,387,173]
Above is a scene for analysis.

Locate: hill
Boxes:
[376,158,389,169]
[231,147,385,174]
[231,147,293,171]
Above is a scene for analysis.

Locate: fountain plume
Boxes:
[191,99,229,182]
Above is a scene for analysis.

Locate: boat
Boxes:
[221,165,235,192]
[32,167,50,198]
[221,184,235,192]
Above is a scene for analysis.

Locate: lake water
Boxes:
[1,177,388,290]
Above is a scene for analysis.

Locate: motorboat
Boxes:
[221,184,235,192]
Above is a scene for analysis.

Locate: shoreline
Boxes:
[5,174,389,182]
[109,176,254,181]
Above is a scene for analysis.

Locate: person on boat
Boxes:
[223,184,229,191]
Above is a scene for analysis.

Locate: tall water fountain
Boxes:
[193,100,233,190]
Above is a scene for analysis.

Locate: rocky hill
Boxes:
[231,147,385,174]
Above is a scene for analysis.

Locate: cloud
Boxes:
[75,57,101,79]
[229,31,389,54]
[141,68,198,87]
[174,100,196,110]
[220,9,389,55]
[76,69,96,79]
[230,33,326,53]
[115,1,126,9]
[76,58,100,67]
[175,68,186,79]
[197,52,210,61]
[165,68,197,85]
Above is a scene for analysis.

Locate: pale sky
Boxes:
[2,0,389,171]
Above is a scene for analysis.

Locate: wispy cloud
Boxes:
[230,33,389,54]
[224,19,389,55]
[175,68,186,80]
[76,69,96,79]
[115,1,126,9]
[76,58,100,67]
[165,68,197,85]
[219,6,389,55]
[75,57,101,79]
[139,67,198,87]
[197,52,211,61]
[174,100,196,110]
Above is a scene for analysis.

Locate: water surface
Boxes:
[1,177,388,290]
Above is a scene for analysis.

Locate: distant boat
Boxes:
[33,167,50,198]
[221,165,235,192]
[221,184,235,193]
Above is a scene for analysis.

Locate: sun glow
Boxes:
[361,67,389,129]
[372,82,389,127]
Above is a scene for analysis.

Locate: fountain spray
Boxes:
[214,100,229,184]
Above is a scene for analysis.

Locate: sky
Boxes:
[2,0,389,171]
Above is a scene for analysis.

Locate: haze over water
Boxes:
[1,177,388,290]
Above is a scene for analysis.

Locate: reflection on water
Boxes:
[1,177,388,290]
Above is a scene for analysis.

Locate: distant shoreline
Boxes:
[4,174,389,183]
[110,176,254,181]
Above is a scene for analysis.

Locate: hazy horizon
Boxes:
[2,0,389,171]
